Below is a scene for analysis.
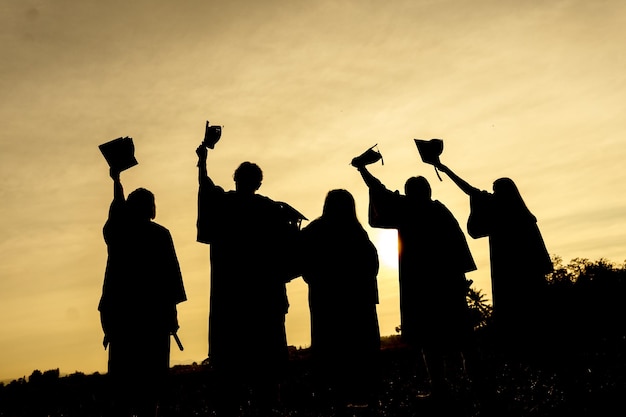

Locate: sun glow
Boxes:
[375,229,398,270]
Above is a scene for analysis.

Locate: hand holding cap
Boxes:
[202,120,222,149]
[414,138,444,181]
[351,144,384,168]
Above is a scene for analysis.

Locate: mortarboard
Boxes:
[99,136,138,172]
[414,138,443,181]
[278,201,308,230]
[203,120,222,149]
[351,144,384,168]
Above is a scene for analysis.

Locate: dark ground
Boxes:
[2,334,625,417]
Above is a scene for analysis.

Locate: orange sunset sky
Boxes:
[1,0,626,382]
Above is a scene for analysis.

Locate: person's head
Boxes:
[492,177,536,221]
[404,176,432,202]
[322,189,359,224]
[126,188,156,221]
[234,162,263,194]
[493,177,529,208]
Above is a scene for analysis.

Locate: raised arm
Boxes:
[104,168,127,244]
[437,163,480,196]
[195,142,221,244]
[353,162,400,229]
[196,144,216,188]
[107,168,125,218]
[354,164,384,190]
[196,144,207,181]
[110,168,123,200]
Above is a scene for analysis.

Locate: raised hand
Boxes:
[109,167,121,182]
[196,144,208,160]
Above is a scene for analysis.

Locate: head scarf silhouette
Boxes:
[321,189,359,224]
[492,177,536,223]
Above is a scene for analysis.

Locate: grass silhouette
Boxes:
[1,333,625,417]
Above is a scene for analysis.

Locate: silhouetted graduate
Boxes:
[299,189,381,410]
[437,162,553,358]
[195,126,305,416]
[353,150,476,398]
[98,167,186,417]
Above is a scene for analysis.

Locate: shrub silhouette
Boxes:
[2,256,626,416]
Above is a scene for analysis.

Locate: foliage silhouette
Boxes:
[3,256,626,416]
[466,281,494,331]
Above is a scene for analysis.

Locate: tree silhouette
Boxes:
[3,257,626,416]
[466,280,493,331]
[544,256,626,356]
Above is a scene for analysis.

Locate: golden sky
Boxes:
[1,0,626,382]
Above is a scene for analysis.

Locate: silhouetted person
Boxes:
[437,163,553,360]
[299,189,381,410]
[99,168,187,417]
[196,142,304,416]
[353,161,476,398]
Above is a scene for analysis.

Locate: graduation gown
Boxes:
[99,193,186,382]
[197,175,300,379]
[466,188,553,339]
[369,184,476,349]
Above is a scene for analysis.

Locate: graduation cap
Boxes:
[203,120,222,149]
[99,136,138,172]
[414,138,443,181]
[278,202,308,230]
[350,144,384,168]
